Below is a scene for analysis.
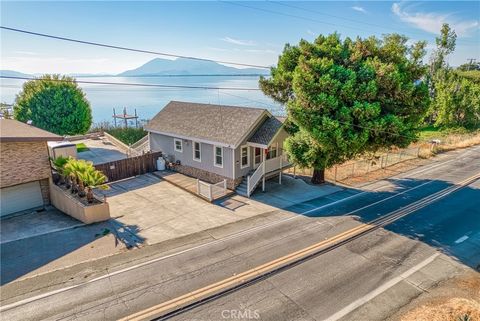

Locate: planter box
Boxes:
[50,183,110,224]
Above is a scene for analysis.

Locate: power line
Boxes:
[0,26,271,69]
[221,1,476,45]
[0,76,262,91]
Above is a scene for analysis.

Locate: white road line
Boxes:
[1,147,477,312]
[324,253,440,321]
[454,235,469,244]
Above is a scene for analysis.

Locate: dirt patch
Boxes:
[393,272,480,321]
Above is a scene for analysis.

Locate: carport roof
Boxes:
[0,119,63,142]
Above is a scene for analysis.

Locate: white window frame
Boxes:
[267,146,277,160]
[174,138,183,153]
[214,146,223,168]
[240,145,250,169]
[193,141,201,162]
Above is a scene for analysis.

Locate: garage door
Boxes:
[0,181,44,217]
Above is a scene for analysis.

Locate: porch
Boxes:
[237,145,292,197]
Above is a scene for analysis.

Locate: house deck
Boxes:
[153,170,234,202]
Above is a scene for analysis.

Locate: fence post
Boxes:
[247,176,251,198]
[223,179,227,191]
[208,184,212,202]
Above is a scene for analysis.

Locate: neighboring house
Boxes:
[146,101,291,196]
[0,119,63,217]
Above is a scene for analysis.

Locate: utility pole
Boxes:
[466,58,476,70]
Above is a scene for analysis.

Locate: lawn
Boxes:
[106,127,147,145]
[76,143,89,152]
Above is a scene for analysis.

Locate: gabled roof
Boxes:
[248,116,285,146]
[0,119,63,142]
[145,101,268,147]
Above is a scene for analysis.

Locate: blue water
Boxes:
[0,76,284,124]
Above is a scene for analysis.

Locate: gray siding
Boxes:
[232,126,289,179]
[149,133,234,179]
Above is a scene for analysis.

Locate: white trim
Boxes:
[232,110,271,149]
[174,138,183,153]
[214,146,224,168]
[247,142,269,149]
[147,129,231,148]
[240,145,250,169]
[192,141,201,162]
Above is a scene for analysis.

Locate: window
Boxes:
[267,146,277,160]
[241,146,249,168]
[214,146,223,167]
[174,138,182,152]
[193,141,201,161]
[254,148,262,165]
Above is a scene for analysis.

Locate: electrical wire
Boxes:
[0,75,262,91]
[0,26,271,69]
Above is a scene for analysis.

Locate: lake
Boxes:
[0,75,285,125]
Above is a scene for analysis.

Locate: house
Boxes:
[146,101,291,197]
[0,119,63,217]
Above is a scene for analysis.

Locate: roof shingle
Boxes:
[247,116,284,146]
[145,101,267,147]
[0,119,63,142]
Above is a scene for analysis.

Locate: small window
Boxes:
[241,146,249,168]
[174,138,182,152]
[214,146,223,167]
[193,141,201,161]
[267,146,277,160]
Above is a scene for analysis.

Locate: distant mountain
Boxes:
[118,58,269,76]
[0,70,32,78]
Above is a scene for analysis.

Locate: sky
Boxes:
[1,1,479,74]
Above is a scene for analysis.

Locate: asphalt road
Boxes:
[1,145,479,321]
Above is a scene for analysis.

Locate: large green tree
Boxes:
[260,33,430,183]
[14,74,92,135]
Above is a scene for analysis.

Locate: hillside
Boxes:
[119,58,269,76]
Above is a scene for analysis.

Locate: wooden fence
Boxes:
[94,151,162,182]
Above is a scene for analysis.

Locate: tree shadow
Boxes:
[249,175,480,270]
[94,174,161,197]
[0,218,145,285]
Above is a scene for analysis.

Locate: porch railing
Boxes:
[197,179,227,202]
[247,153,291,197]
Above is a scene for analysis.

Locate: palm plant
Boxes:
[83,169,109,203]
[66,159,94,197]
[50,156,70,185]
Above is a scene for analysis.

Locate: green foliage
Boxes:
[52,156,109,202]
[260,32,429,175]
[457,62,480,72]
[455,70,480,83]
[430,23,457,74]
[13,74,92,135]
[76,143,89,152]
[430,71,480,129]
[106,127,147,145]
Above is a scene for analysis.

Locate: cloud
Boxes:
[13,51,38,56]
[307,29,315,36]
[351,6,367,14]
[392,2,479,37]
[220,36,255,46]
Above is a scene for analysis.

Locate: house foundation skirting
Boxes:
[173,164,243,190]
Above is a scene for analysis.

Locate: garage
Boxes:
[0,181,44,217]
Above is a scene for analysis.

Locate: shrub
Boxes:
[106,127,147,145]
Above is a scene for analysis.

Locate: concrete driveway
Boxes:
[99,174,277,245]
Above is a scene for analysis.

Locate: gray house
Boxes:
[146,101,291,196]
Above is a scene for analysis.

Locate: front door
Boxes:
[253,147,262,169]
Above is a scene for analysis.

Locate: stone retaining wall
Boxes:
[174,164,243,190]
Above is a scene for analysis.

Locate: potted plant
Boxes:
[83,169,109,203]
[50,156,70,185]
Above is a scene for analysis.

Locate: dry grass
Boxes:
[395,273,480,321]
[416,131,480,159]
[400,298,480,321]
